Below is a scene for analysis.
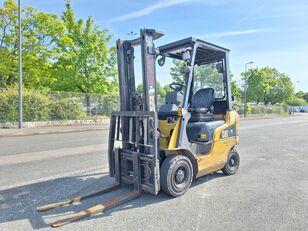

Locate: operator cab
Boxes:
[157,38,231,146]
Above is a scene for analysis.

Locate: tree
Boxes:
[269,71,293,104]
[296,91,304,98]
[0,0,65,89]
[51,1,117,114]
[295,91,308,103]
[303,93,308,102]
[170,59,185,83]
[242,67,293,104]
[170,60,225,97]
[288,97,307,106]
[137,81,166,99]
[231,80,242,100]
[163,84,172,94]
[193,64,223,94]
[242,68,268,104]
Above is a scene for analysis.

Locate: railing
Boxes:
[234,102,289,116]
[0,88,119,123]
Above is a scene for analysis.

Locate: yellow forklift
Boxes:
[37,28,240,227]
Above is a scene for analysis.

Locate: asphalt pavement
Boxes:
[0,114,307,231]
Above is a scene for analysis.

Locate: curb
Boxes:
[239,114,292,121]
[0,124,109,138]
[0,114,299,138]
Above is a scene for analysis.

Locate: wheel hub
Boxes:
[176,169,185,183]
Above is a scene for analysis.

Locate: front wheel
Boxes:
[160,155,193,197]
[222,149,240,175]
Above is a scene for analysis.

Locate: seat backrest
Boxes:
[165,91,183,106]
[191,88,215,108]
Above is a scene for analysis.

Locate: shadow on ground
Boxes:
[0,171,224,229]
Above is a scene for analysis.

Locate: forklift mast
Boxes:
[107,28,164,195]
[117,28,163,112]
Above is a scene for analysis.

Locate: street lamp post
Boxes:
[292,81,300,114]
[243,61,254,117]
[18,0,23,129]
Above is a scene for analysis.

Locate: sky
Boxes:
[6,0,308,91]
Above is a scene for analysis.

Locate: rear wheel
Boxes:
[160,155,193,197]
[222,149,240,175]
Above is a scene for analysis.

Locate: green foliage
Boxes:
[163,84,172,94]
[136,81,169,106]
[0,0,65,89]
[269,72,294,104]
[0,88,50,122]
[136,84,143,95]
[51,1,117,95]
[242,67,294,105]
[194,64,222,90]
[50,98,85,120]
[170,59,185,83]
[0,88,86,122]
[296,91,308,102]
[287,97,307,106]
[136,81,167,99]
[236,103,287,115]
[170,60,225,98]
[295,91,304,98]
[0,0,118,97]
[100,95,119,116]
[245,103,251,115]
[303,93,308,102]
[231,80,242,100]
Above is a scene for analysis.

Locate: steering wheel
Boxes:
[169,82,185,93]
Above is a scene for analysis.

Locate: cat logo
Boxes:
[221,130,229,138]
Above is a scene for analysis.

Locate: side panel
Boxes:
[195,110,239,177]
[159,119,177,149]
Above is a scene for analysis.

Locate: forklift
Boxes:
[37,28,240,227]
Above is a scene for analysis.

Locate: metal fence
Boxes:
[0,88,119,123]
[234,102,289,116]
[0,88,295,123]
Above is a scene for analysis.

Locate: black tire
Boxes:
[222,149,240,175]
[160,155,193,197]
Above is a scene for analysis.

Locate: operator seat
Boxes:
[186,88,225,143]
[158,91,183,120]
[189,88,215,122]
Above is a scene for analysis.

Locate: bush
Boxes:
[50,98,85,120]
[251,105,261,114]
[249,104,287,115]
[0,88,50,122]
[245,103,251,115]
[0,88,86,122]
[235,102,287,115]
[287,97,307,106]
[0,89,18,122]
[100,95,119,116]
[272,106,284,113]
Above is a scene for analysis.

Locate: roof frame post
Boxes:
[224,51,232,110]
